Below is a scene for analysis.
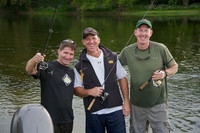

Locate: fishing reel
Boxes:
[38,61,48,70]
[153,80,162,87]
[101,92,109,104]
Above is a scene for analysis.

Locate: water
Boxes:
[0,13,200,133]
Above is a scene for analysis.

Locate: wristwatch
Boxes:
[165,70,169,77]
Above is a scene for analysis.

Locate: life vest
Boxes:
[75,45,123,113]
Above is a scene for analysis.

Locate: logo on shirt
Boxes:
[62,74,72,86]
[108,60,114,64]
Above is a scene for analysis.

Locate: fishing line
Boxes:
[87,1,156,110]
[142,0,156,19]
[125,0,156,47]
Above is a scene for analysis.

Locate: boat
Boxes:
[10,104,54,133]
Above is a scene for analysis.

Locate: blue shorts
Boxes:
[86,110,126,133]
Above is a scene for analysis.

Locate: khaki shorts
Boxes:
[129,103,171,133]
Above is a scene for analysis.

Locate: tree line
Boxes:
[0,0,200,12]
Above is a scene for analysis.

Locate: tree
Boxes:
[0,0,31,12]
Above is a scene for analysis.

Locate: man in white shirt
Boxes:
[74,27,130,133]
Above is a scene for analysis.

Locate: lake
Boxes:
[0,12,200,133]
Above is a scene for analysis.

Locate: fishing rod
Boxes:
[87,59,115,110]
[38,0,62,70]
[139,59,173,91]
[142,0,155,19]
[139,50,184,91]
[138,0,187,91]
[87,0,156,111]
[41,0,62,55]
[123,0,156,48]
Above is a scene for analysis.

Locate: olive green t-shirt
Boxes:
[119,41,175,107]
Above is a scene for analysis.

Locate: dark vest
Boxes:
[75,45,123,114]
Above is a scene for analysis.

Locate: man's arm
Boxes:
[25,53,44,75]
[74,86,103,98]
[152,62,178,80]
[74,68,104,98]
[118,76,130,117]
[165,62,178,76]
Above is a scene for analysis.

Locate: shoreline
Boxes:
[0,8,200,16]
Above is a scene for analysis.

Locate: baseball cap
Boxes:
[82,27,99,39]
[136,19,152,29]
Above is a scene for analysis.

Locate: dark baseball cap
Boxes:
[82,27,99,39]
[136,19,152,29]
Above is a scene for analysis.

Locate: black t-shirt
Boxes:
[37,61,74,124]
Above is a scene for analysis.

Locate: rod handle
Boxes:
[139,81,149,91]
[87,98,96,110]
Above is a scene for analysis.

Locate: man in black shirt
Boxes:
[26,39,76,133]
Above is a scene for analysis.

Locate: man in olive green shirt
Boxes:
[119,19,178,133]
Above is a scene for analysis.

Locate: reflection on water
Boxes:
[167,46,200,132]
[0,14,200,133]
[168,50,200,133]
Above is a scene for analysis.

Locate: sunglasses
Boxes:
[135,45,150,60]
[62,39,75,44]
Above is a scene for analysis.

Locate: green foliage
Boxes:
[0,0,31,11]
[168,0,181,5]
[0,0,7,7]
[1,0,200,12]
[73,0,113,11]
[101,0,112,10]
[71,0,137,11]
[117,0,136,10]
